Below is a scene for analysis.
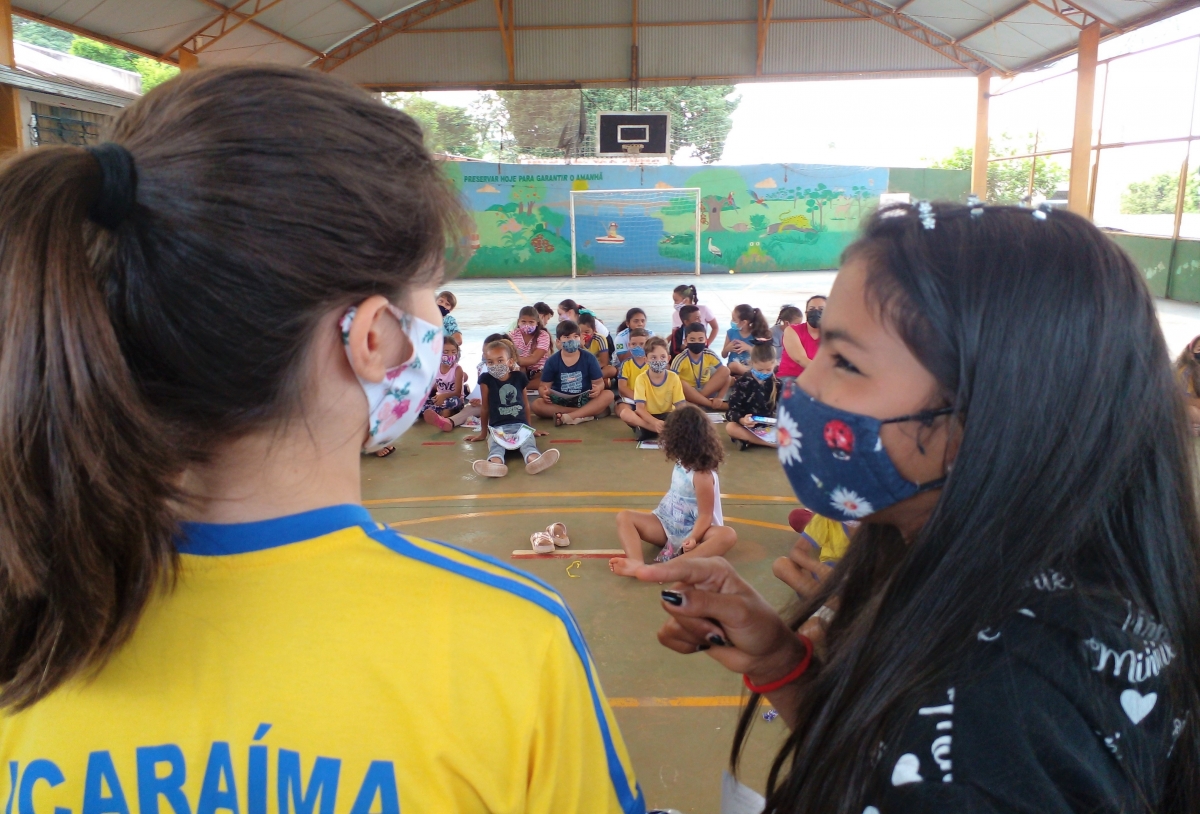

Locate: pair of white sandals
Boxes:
[472,448,560,478]
[530,522,570,554]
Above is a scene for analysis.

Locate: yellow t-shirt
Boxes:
[583,335,608,359]
[670,350,722,388]
[619,359,649,391]
[634,370,685,414]
[0,505,644,814]
[803,514,854,563]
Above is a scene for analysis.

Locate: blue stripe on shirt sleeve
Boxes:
[367,528,646,814]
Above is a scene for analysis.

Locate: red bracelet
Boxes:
[743,633,814,695]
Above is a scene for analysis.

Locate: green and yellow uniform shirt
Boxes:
[618,359,650,391]
[0,505,644,814]
[670,350,723,388]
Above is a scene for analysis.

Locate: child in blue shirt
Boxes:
[721,303,771,377]
[532,320,615,426]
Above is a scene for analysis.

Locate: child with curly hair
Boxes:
[610,405,737,577]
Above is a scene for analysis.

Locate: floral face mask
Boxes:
[341,303,443,453]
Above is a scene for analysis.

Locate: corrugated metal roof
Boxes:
[13,0,1198,87]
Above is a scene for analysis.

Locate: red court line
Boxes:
[611,438,638,443]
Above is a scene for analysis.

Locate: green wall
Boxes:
[887,168,972,202]
[1108,232,1200,303]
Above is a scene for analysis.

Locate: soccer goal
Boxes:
[570,188,701,277]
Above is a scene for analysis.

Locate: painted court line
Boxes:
[506,279,526,300]
[365,491,795,506]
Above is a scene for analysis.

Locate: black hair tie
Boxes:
[85,143,138,231]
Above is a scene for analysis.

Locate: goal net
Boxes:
[570,188,700,277]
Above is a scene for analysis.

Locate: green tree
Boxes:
[1121,171,1200,214]
[382,93,485,158]
[931,134,1068,204]
[496,89,579,157]
[69,39,179,92]
[13,18,74,51]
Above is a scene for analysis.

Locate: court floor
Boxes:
[366,271,1200,813]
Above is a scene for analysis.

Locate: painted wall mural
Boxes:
[441,162,966,277]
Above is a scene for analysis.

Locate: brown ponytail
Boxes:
[0,65,461,709]
[0,148,179,709]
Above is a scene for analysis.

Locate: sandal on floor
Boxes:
[472,459,508,478]
[374,446,395,458]
[530,531,555,554]
[554,412,566,427]
[525,448,560,475]
[546,522,570,547]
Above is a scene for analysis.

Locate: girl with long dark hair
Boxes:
[1173,334,1200,435]
[0,66,641,813]
[640,203,1200,814]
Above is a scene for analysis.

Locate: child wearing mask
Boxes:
[670,284,718,346]
[779,295,825,378]
[670,304,703,357]
[771,305,803,358]
[722,304,772,377]
[724,343,780,450]
[465,340,558,477]
[450,333,510,429]
[614,329,651,416]
[614,307,653,364]
[436,290,462,345]
[420,335,467,432]
[533,301,555,328]
[577,313,616,379]
[619,337,686,441]
[672,323,731,412]
[533,319,614,426]
[610,405,736,577]
[509,305,551,385]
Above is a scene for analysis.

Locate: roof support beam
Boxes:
[172,0,289,58]
[953,3,1026,44]
[494,0,514,83]
[313,0,482,72]
[189,0,323,58]
[756,0,775,75]
[1026,0,1122,33]
[12,6,177,63]
[821,0,995,73]
[0,0,20,154]
[340,0,380,23]
[972,69,990,197]
[1067,21,1098,214]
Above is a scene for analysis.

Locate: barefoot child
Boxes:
[532,319,615,426]
[619,337,686,441]
[421,335,467,432]
[672,322,731,412]
[725,343,780,449]
[465,340,559,477]
[610,405,737,576]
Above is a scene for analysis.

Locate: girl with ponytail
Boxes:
[671,284,718,346]
[722,303,772,376]
[0,65,641,813]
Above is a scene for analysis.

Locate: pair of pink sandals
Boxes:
[530,522,570,554]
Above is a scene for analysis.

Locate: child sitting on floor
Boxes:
[533,301,554,329]
[725,343,780,450]
[614,307,653,364]
[722,303,772,377]
[618,336,686,441]
[672,322,730,412]
[421,335,467,432]
[614,329,650,419]
[509,305,551,385]
[465,340,558,477]
[532,319,615,426]
[436,290,462,345]
[610,405,737,576]
[669,304,702,357]
[577,313,616,379]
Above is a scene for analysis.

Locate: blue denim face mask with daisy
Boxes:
[775,380,952,522]
[341,304,443,453]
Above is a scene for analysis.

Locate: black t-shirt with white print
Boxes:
[863,569,1182,814]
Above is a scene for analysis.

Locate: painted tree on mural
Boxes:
[510,180,546,215]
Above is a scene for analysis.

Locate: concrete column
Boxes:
[1067,22,1100,215]
[178,49,198,71]
[972,70,991,199]
[0,0,23,154]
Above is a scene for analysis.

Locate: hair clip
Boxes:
[1032,203,1052,221]
[967,194,984,219]
[917,200,936,230]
